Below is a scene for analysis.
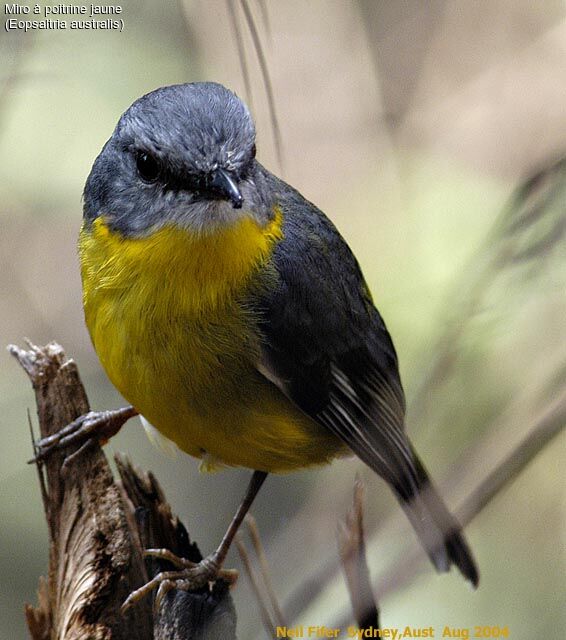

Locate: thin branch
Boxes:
[245,514,286,628]
[337,478,379,631]
[457,386,566,526]
[239,0,284,173]
[225,0,254,111]
[236,535,276,638]
[255,0,271,41]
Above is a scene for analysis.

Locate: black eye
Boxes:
[136,152,161,182]
[251,143,257,158]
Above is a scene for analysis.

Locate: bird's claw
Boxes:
[121,549,238,614]
[29,407,137,467]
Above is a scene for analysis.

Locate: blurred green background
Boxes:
[1,1,565,638]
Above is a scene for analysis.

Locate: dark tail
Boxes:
[394,450,479,587]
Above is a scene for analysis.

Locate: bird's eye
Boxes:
[136,152,161,183]
[251,144,257,158]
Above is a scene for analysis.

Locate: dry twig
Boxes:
[236,535,276,638]
[245,515,286,628]
[337,478,379,631]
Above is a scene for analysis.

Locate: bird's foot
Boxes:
[29,406,138,470]
[121,548,238,613]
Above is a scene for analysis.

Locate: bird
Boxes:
[38,81,478,607]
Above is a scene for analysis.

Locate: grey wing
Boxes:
[250,184,420,500]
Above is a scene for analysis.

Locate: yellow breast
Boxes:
[79,211,346,472]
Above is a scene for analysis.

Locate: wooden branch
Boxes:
[9,341,237,640]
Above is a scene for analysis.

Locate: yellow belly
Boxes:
[79,215,346,472]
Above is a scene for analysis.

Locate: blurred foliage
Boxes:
[1,2,565,639]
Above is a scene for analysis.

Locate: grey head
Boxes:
[83,82,275,236]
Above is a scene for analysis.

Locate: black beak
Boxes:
[210,168,243,209]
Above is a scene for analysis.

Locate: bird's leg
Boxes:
[30,406,138,465]
[122,470,268,613]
